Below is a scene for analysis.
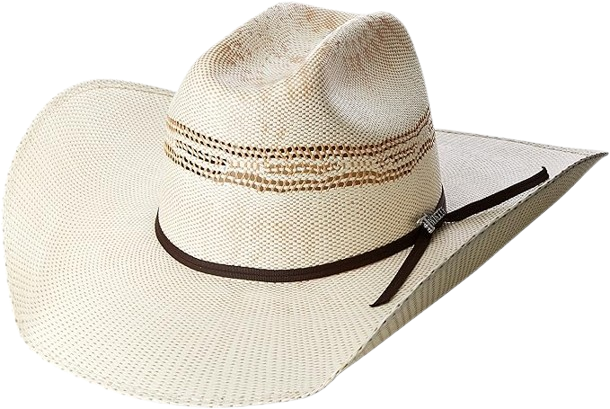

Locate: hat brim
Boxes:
[4,80,605,407]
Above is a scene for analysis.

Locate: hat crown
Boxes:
[168,2,431,149]
[159,3,442,270]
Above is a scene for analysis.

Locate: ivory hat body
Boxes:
[3,3,606,407]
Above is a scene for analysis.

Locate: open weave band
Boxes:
[164,109,434,192]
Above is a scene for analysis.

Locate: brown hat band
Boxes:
[155,167,549,307]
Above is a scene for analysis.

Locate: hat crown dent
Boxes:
[168,2,431,147]
[158,3,443,270]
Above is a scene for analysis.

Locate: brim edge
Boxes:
[2,78,608,408]
[307,149,607,405]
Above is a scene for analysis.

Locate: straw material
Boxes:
[160,3,440,270]
[3,3,605,408]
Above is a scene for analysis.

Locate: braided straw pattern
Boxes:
[4,79,604,406]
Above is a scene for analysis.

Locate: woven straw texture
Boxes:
[4,80,604,406]
[3,3,606,408]
[161,3,440,269]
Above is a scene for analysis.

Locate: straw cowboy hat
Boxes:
[3,2,606,407]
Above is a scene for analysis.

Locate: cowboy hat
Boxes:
[3,2,606,407]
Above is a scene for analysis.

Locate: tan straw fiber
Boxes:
[3,3,606,407]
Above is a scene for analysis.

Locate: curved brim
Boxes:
[3,80,605,407]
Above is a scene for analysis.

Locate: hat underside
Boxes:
[3,80,604,406]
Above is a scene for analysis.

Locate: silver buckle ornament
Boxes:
[418,207,447,234]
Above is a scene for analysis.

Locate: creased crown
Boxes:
[159,3,442,270]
